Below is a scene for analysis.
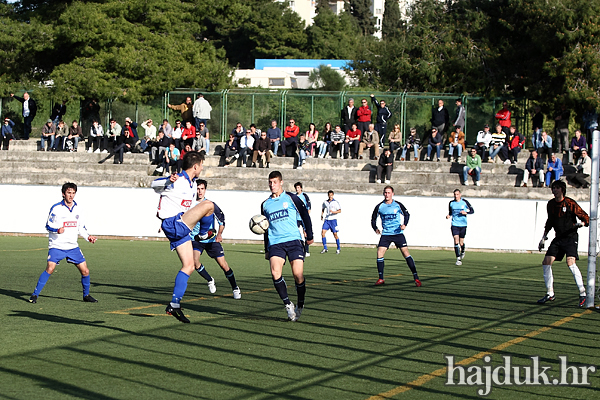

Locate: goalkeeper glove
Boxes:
[538,236,547,252]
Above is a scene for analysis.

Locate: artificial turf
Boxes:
[0,236,598,399]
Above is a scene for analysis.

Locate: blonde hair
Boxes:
[393,124,401,132]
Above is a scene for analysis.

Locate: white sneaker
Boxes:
[503,159,511,165]
[385,180,390,184]
[101,149,108,154]
[305,252,310,257]
[456,258,462,266]
[233,287,241,300]
[295,305,303,320]
[376,179,381,184]
[475,181,480,186]
[206,278,216,294]
[336,249,340,254]
[285,302,297,321]
[297,166,302,169]
[156,166,164,173]
[87,148,93,153]
[94,148,100,153]
[464,181,469,186]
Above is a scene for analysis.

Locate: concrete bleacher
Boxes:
[0,139,590,201]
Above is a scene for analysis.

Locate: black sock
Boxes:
[224,268,237,289]
[296,280,306,308]
[460,244,465,254]
[406,256,418,279]
[196,264,212,282]
[377,258,384,279]
[273,276,290,305]
[454,244,461,257]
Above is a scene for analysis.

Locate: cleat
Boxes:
[460,252,465,260]
[295,305,303,320]
[375,278,385,286]
[233,287,241,300]
[537,294,556,304]
[197,229,216,241]
[336,249,340,254]
[165,304,190,323]
[285,302,297,321]
[320,249,328,254]
[414,279,422,287]
[579,295,586,308]
[83,294,98,303]
[305,252,310,257]
[455,259,462,266]
[207,278,217,294]
[29,295,37,304]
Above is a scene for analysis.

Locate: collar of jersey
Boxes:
[178,170,194,187]
[61,199,77,212]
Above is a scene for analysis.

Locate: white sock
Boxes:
[568,263,586,295]
[543,265,554,296]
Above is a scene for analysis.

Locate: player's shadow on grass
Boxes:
[9,310,135,334]
[0,287,31,301]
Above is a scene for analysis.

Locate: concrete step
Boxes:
[1,160,149,176]
[3,172,152,188]
[0,150,150,165]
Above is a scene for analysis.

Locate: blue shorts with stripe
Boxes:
[48,247,86,265]
[322,220,339,233]
[192,241,225,259]
[269,240,305,262]
[377,234,407,249]
[451,226,467,238]
[161,212,192,250]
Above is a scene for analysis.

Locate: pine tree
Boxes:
[382,0,403,40]
[346,0,376,36]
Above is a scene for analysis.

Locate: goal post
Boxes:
[586,129,599,308]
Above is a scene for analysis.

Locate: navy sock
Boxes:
[322,237,327,250]
[377,258,384,279]
[454,244,461,257]
[195,264,212,282]
[171,271,190,305]
[296,280,306,308]
[305,242,310,254]
[33,270,51,296]
[81,275,91,297]
[405,255,418,279]
[224,268,237,289]
[336,239,340,250]
[273,276,290,305]
[460,244,465,254]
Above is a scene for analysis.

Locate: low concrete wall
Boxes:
[0,184,591,252]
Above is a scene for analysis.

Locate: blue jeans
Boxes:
[318,141,329,157]
[463,166,481,183]
[489,145,502,160]
[401,144,419,160]
[532,128,541,149]
[449,144,462,159]
[299,149,307,166]
[427,143,441,159]
[271,140,280,156]
[205,139,210,155]
[41,134,54,151]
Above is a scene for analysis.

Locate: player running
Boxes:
[152,151,216,323]
[446,189,474,265]
[294,181,312,257]
[29,182,98,304]
[371,186,421,287]
[190,179,241,299]
[537,180,589,307]
[262,171,313,321]
[321,190,341,254]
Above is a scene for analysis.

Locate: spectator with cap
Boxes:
[41,119,56,152]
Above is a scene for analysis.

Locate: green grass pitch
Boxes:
[0,236,598,399]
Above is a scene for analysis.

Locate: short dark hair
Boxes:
[182,151,204,170]
[383,185,394,193]
[269,170,283,181]
[551,180,566,196]
[453,188,461,194]
[197,179,208,189]
[62,182,77,195]
[250,123,256,129]
[327,190,334,195]
[294,182,302,189]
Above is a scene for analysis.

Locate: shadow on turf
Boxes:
[9,310,136,334]
[0,287,31,301]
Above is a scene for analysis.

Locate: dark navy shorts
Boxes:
[378,234,407,249]
[269,240,305,262]
[192,241,225,259]
[48,247,85,265]
[546,234,579,261]
[161,212,192,250]
[451,226,467,238]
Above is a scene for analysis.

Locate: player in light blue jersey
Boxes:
[262,171,314,321]
[190,180,241,299]
[446,189,474,265]
[371,186,421,287]
[294,182,312,257]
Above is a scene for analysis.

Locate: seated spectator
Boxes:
[267,120,281,157]
[426,127,443,161]
[1,118,15,151]
[197,121,209,154]
[522,149,543,187]
[536,131,552,164]
[107,118,122,149]
[376,148,393,184]
[359,123,380,160]
[161,119,173,141]
[567,148,591,188]
[151,130,171,165]
[329,125,345,158]
[181,121,196,149]
[504,125,525,165]
[239,129,255,167]
[388,124,403,155]
[41,119,56,152]
[488,124,506,163]
[545,153,563,187]
[568,129,586,165]
[53,120,68,151]
[448,125,465,162]
[66,120,82,152]
[318,122,332,158]
[161,142,181,175]
[344,123,361,159]
[252,130,271,168]
[297,134,310,169]
[462,147,481,186]
[475,124,492,162]
[88,120,106,153]
[222,133,239,167]
[231,122,245,142]
[122,117,139,140]
[113,129,137,164]
[282,119,299,157]
[172,120,183,150]
[305,123,319,156]
[141,119,157,141]
[401,128,420,161]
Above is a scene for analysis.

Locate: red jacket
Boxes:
[495,108,511,127]
[346,128,361,141]
[283,125,299,139]
[357,106,372,123]
[182,126,196,140]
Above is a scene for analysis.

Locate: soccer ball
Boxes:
[249,214,269,235]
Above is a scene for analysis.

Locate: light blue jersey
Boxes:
[262,192,313,248]
[190,199,225,243]
[448,199,474,227]
[371,200,410,235]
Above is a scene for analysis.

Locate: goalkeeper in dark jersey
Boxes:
[537,180,589,307]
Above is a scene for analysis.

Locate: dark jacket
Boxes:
[13,95,37,118]
[379,152,394,168]
[431,106,449,127]
[372,97,392,124]
[341,106,358,128]
[525,156,543,173]
[429,131,443,145]
[255,137,270,152]
[50,103,67,121]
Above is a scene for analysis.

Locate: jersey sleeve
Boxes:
[397,201,410,226]
[213,203,225,226]
[151,177,171,193]
[290,193,313,241]
[261,200,269,253]
[304,194,311,211]
[570,198,590,226]
[77,211,91,241]
[45,206,61,233]
[448,201,453,216]
[371,203,381,231]
[463,199,475,215]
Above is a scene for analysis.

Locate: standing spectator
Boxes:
[448,125,465,162]
[554,104,570,153]
[107,118,122,149]
[462,148,482,186]
[167,96,193,124]
[297,134,310,169]
[281,118,299,157]
[371,95,392,147]
[66,120,82,152]
[536,131,553,165]
[88,120,106,153]
[197,122,210,155]
[50,100,67,126]
[162,142,181,174]
[376,148,393,184]
[305,123,319,156]
[545,153,563,187]
[388,124,402,156]
[359,123,380,160]
[567,148,591,188]
[532,106,544,149]
[453,98,465,130]
[267,119,281,157]
[11,92,37,140]
[356,98,372,135]
[475,124,492,162]
[506,125,525,165]
[318,122,332,158]
[522,150,543,187]
[431,99,449,140]
[238,129,255,167]
[495,101,511,135]
[172,120,183,150]
[181,121,196,149]
[252,130,271,168]
[568,129,586,165]
[426,127,443,161]
[344,123,361,159]
[488,125,506,163]
[329,125,345,158]
[401,128,420,161]
[222,133,239,167]
[341,98,358,133]
[54,120,68,151]
[1,118,15,150]
[41,119,56,152]
[192,93,212,130]
[582,104,598,148]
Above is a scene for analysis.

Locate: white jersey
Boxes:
[152,171,197,220]
[322,198,341,221]
[46,200,90,250]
